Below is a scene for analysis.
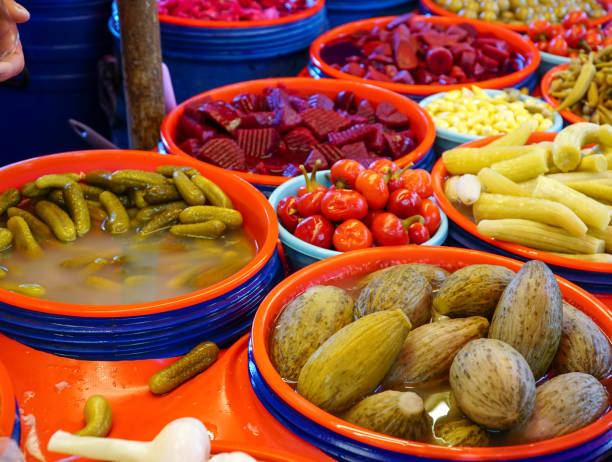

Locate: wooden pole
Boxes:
[116,0,165,150]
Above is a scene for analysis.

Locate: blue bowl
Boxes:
[268,170,449,271]
[419,89,564,155]
[0,150,283,360]
[539,51,571,78]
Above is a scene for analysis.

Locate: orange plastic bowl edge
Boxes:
[431,132,612,273]
[540,63,587,124]
[158,0,324,29]
[160,77,436,184]
[309,15,541,96]
[419,0,612,33]
[250,246,612,460]
[0,150,279,317]
[210,441,317,462]
[0,361,16,439]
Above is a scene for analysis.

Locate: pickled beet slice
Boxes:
[179,138,202,156]
[199,101,242,134]
[274,106,302,132]
[367,123,385,152]
[375,102,409,129]
[460,50,477,75]
[314,143,345,164]
[177,114,207,140]
[282,163,301,177]
[335,91,357,112]
[232,93,267,113]
[482,44,510,63]
[342,142,384,167]
[393,31,419,70]
[303,149,329,171]
[283,127,317,164]
[386,12,416,30]
[458,22,478,38]
[426,46,453,75]
[392,70,415,84]
[301,108,351,140]
[364,66,393,82]
[414,68,435,85]
[308,93,335,110]
[328,123,376,147]
[197,138,246,171]
[446,24,468,41]
[356,99,376,124]
[341,62,366,77]
[237,128,281,164]
[384,132,415,159]
[479,54,499,71]
[240,111,277,129]
[289,95,310,113]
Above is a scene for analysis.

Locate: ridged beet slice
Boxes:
[342,142,384,167]
[301,108,351,140]
[196,138,246,171]
[275,106,302,132]
[304,149,329,171]
[308,93,335,110]
[237,128,281,164]
[283,127,318,164]
[198,101,242,134]
[314,143,345,164]
[233,93,267,113]
[375,102,410,129]
[282,163,301,177]
[289,95,310,113]
[367,123,385,151]
[328,123,376,147]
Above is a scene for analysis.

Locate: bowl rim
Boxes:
[540,62,588,124]
[250,245,612,460]
[0,150,279,317]
[158,0,325,29]
[0,361,16,439]
[267,169,448,258]
[419,88,564,142]
[419,0,612,33]
[539,50,573,65]
[431,131,612,273]
[210,441,317,461]
[160,77,436,187]
[309,15,541,96]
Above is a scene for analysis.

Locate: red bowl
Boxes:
[0,150,279,317]
[160,77,436,188]
[420,0,612,34]
[541,62,587,124]
[309,15,540,97]
[251,246,612,460]
[159,0,325,29]
[431,132,612,274]
[0,361,16,440]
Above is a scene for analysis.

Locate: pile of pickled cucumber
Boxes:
[549,46,612,124]
[0,165,251,302]
[269,261,611,447]
[443,121,612,262]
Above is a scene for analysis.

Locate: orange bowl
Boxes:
[159,0,325,29]
[419,0,612,34]
[0,361,17,442]
[0,150,282,360]
[309,15,541,98]
[431,132,612,290]
[541,62,587,124]
[161,77,436,192]
[249,246,612,460]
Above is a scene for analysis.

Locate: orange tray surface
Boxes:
[0,334,332,462]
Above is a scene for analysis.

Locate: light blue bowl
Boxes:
[268,170,449,271]
[539,51,571,78]
[419,89,564,155]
